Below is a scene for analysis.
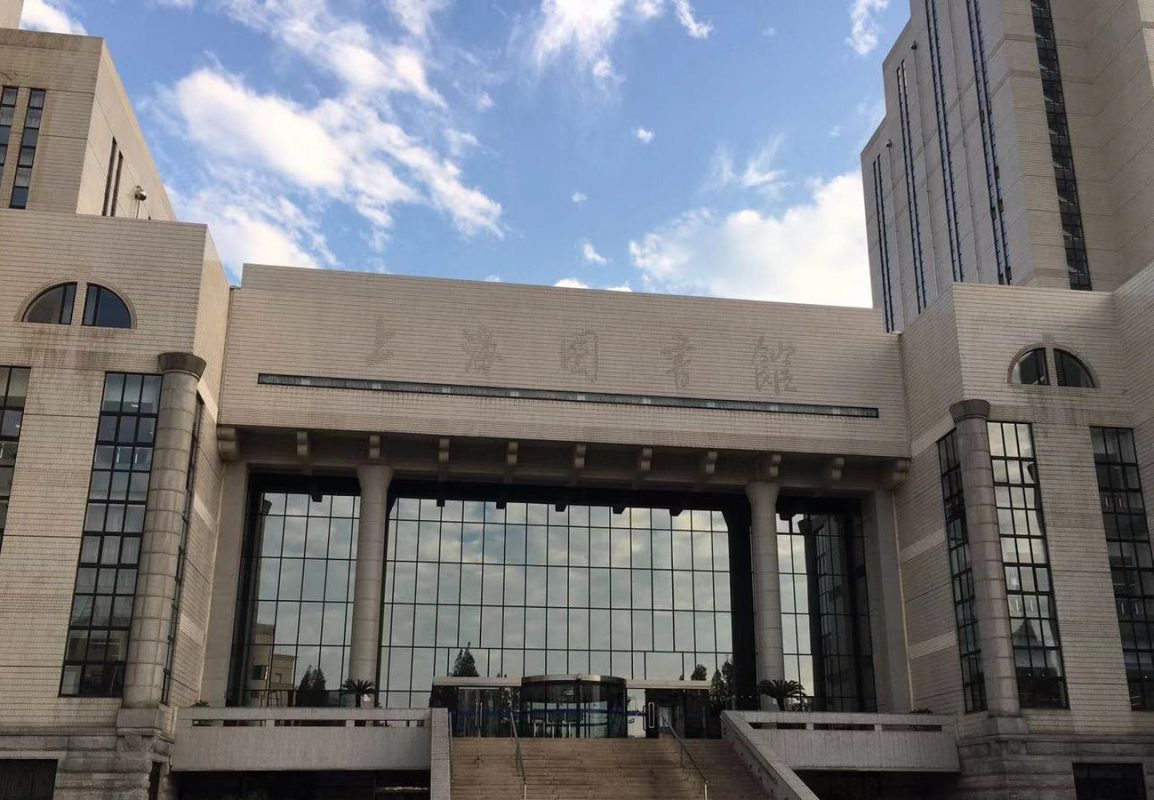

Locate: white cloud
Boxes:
[555,278,590,289]
[476,91,495,111]
[532,0,628,72]
[634,127,655,144]
[529,0,710,79]
[848,0,889,56]
[581,240,609,265]
[164,67,501,244]
[172,183,334,276]
[634,0,662,20]
[671,0,711,39]
[389,0,450,38]
[628,172,872,307]
[572,191,588,204]
[218,0,444,104]
[607,283,633,292]
[708,138,785,197]
[592,57,617,80]
[21,0,85,34]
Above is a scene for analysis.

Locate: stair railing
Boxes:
[508,706,527,800]
[660,709,710,800]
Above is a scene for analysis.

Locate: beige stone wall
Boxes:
[0,210,225,726]
[79,44,175,221]
[894,277,1154,734]
[220,266,909,458]
[0,30,99,214]
[867,0,1154,328]
[0,29,174,221]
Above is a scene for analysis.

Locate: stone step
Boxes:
[451,738,768,799]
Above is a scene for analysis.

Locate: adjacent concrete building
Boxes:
[1,1,1153,798]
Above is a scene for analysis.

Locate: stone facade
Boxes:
[0,9,1151,800]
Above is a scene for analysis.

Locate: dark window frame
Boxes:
[22,283,77,326]
[0,85,19,178]
[81,284,133,329]
[896,59,928,312]
[964,0,1012,284]
[1055,349,1096,388]
[1092,427,1154,711]
[1011,348,1050,386]
[0,367,30,555]
[60,373,162,698]
[988,421,1068,709]
[938,430,987,712]
[1030,0,1092,291]
[10,88,45,210]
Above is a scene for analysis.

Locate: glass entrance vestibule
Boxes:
[228,477,878,714]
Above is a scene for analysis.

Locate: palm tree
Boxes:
[758,679,807,711]
[340,678,376,708]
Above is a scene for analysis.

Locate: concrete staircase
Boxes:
[451,737,769,799]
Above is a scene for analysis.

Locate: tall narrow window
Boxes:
[109,152,124,217]
[924,0,964,283]
[896,60,927,312]
[778,510,875,712]
[1092,428,1154,710]
[161,399,203,705]
[965,0,1012,284]
[871,155,896,332]
[0,367,30,554]
[10,89,45,210]
[1031,0,1091,291]
[988,422,1067,708]
[102,138,118,216]
[0,86,18,179]
[61,373,161,697]
[938,431,987,712]
[236,487,361,707]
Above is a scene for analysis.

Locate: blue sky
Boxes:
[23,0,906,306]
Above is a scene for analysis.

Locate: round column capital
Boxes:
[949,399,991,423]
[158,351,207,379]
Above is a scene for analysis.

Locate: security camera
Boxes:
[134,186,148,201]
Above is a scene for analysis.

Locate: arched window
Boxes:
[1011,348,1049,386]
[23,283,76,325]
[82,285,132,329]
[1055,349,1095,388]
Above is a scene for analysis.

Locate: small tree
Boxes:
[451,646,479,678]
[689,663,708,681]
[721,658,736,708]
[708,669,731,713]
[758,679,806,711]
[296,665,329,707]
[340,679,376,708]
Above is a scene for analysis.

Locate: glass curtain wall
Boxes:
[234,482,360,707]
[379,495,735,709]
[778,509,876,712]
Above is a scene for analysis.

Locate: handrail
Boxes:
[508,706,527,800]
[660,710,709,800]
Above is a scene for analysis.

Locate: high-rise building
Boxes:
[863,0,1154,330]
[1,2,1154,798]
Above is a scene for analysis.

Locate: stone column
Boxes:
[864,490,912,713]
[746,481,784,700]
[122,352,205,709]
[950,399,1020,716]
[348,463,394,685]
